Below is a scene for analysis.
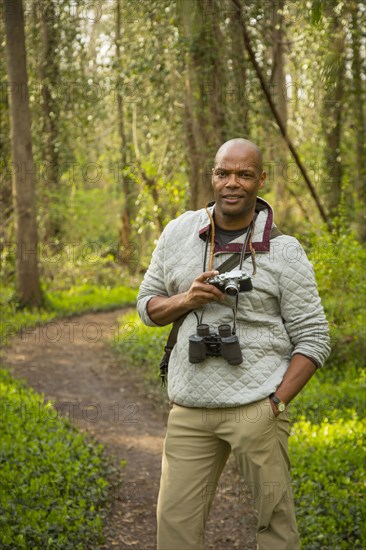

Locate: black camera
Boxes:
[188,324,243,365]
[206,270,252,296]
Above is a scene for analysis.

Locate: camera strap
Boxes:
[159,225,282,386]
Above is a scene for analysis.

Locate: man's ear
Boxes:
[258,171,266,190]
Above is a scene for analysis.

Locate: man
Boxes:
[137,138,330,550]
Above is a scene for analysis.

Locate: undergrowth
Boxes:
[0,370,110,549]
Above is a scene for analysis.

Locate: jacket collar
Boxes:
[198,197,274,253]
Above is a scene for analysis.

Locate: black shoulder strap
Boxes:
[214,253,241,274]
[270,225,282,239]
[159,224,282,385]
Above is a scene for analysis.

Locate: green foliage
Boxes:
[1,284,138,345]
[290,367,365,424]
[306,228,366,373]
[0,369,109,549]
[61,188,123,245]
[112,310,171,384]
[43,284,137,315]
[311,0,323,25]
[290,418,365,549]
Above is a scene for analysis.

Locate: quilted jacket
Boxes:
[137,198,331,408]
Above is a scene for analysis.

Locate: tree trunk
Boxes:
[200,0,226,143]
[270,0,292,226]
[0,19,12,243]
[116,0,135,268]
[178,0,227,210]
[350,3,366,241]
[38,0,61,240]
[229,10,249,136]
[321,7,345,218]
[3,0,42,307]
[230,0,330,229]
[182,54,207,209]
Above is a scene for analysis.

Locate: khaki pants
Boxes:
[157,398,300,550]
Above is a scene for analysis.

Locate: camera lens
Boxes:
[197,324,210,336]
[224,282,239,296]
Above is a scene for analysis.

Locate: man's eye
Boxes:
[239,171,254,179]
[217,171,227,178]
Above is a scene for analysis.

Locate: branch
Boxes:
[286,185,312,223]
[137,162,165,233]
[132,103,140,160]
[230,0,331,230]
[131,104,164,232]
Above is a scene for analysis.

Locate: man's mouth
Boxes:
[222,195,243,203]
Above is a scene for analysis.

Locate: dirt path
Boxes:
[2,309,257,549]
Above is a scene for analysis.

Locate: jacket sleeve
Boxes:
[137,229,169,327]
[278,238,331,367]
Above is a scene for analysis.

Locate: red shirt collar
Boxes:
[198,197,274,253]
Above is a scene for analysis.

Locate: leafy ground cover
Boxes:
[0,369,109,549]
[1,283,138,345]
[0,283,138,548]
[290,416,365,549]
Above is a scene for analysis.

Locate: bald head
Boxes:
[211,138,266,229]
[214,138,263,174]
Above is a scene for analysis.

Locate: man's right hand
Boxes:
[147,270,225,326]
[184,270,226,309]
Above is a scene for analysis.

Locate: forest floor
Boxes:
[2,308,257,550]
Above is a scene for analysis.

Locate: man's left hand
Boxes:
[269,398,280,417]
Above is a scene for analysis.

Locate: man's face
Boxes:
[211,143,265,226]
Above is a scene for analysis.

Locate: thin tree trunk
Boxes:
[179,0,208,209]
[229,10,248,135]
[39,0,61,240]
[3,0,42,307]
[131,104,164,233]
[350,3,366,241]
[182,59,207,209]
[178,0,226,209]
[230,0,330,230]
[270,0,291,225]
[115,0,133,263]
[0,40,12,243]
[321,9,345,218]
[201,0,226,143]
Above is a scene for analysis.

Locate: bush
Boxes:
[290,368,365,424]
[0,369,109,549]
[290,417,366,549]
[113,310,171,384]
[306,229,366,374]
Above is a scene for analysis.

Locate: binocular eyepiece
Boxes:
[189,323,243,365]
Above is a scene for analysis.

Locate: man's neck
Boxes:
[214,210,254,231]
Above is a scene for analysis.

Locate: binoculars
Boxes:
[188,323,243,365]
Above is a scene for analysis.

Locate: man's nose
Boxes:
[225,172,240,186]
